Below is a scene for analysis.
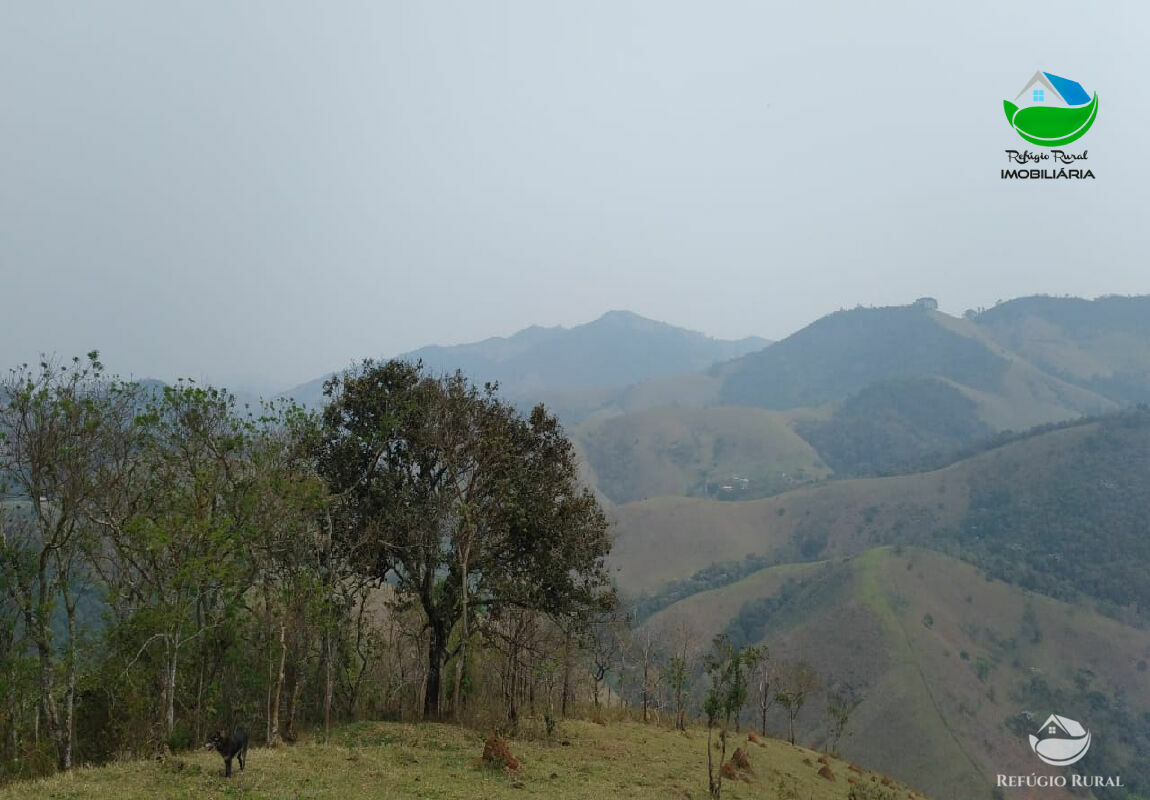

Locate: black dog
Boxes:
[205,728,248,777]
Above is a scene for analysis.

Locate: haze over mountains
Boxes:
[279,292,1150,800]
[279,295,1150,509]
[9,293,1146,798]
[283,309,768,410]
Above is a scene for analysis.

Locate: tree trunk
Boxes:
[61,586,77,771]
[35,559,59,767]
[269,622,286,746]
[707,726,713,789]
[322,509,335,741]
[505,638,520,725]
[561,632,571,717]
[165,643,178,741]
[642,657,649,723]
[423,619,448,720]
[452,559,469,722]
[194,597,206,744]
[528,663,536,718]
[448,547,466,721]
[323,629,333,742]
[195,655,206,745]
[287,669,303,741]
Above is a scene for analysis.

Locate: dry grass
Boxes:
[0,719,925,800]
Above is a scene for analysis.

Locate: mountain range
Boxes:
[282,309,768,410]
[277,293,1150,800]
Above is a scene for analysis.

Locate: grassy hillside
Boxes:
[618,413,1150,799]
[577,406,829,504]
[647,548,1150,800]
[610,417,1108,595]
[716,305,1011,410]
[973,295,1150,404]
[0,718,927,800]
[610,460,964,594]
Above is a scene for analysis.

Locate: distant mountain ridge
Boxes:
[283,310,770,407]
[972,294,1150,404]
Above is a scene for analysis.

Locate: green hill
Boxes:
[973,295,1150,404]
[618,410,1150,799]
[576,405,829,504]
[795,376,993,476]
[716,304,1012,410]
[611,407,1150,596]
[646,548,1150,800]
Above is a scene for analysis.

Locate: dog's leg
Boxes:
[224,756,233,778]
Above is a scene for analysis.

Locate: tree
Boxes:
[748,645,773,736]
[825,681,863,754]
[317,360,613,719]
[775,660,820,745]
[636,626,663,723]
[243,401,330,746]
[588,608,623,711]
[0,354,138,771]
[665,654,690,730]
[703,635,756,799]
[662,618,697,731]
[89,382,276,746]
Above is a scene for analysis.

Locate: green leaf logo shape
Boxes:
[1004,94,1099,147]
[1004,72,1098,147]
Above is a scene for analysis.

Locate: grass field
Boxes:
[576,405,829,505]
[0,718,927,800]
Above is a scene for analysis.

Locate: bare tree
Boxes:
[752,647,774,736]
[825,681,863,754]
[775,660,820,745]
[636,627,664,723]
[588,611,623,710]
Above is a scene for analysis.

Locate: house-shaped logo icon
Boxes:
[1013,71,1092,109]
[1003,70,1098,147]
[1029,713,1092,766]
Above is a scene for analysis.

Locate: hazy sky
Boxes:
[3,2,1148,391]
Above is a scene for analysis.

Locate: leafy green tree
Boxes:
[703,634,757,799]
[664,654,690,731]
[92,382,262,745]
[317,360,613,719]
[0,354,138,770]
